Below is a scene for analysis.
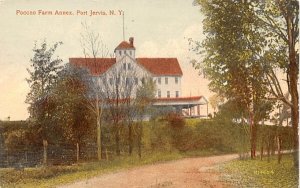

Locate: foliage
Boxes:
[25,40,63,141]
[52,64,94,145]
[165,113,185,129]
[193,0,299,165]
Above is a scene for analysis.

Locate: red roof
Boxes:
[69,58,183,76]
[154,96,202,102]
[137,58,183,76]
[115,41,135,50]
[69,58,116,76]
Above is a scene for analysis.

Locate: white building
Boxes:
[70,37,208,117]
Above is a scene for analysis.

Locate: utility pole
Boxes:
[122,11,125,40]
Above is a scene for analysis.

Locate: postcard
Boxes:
[0,0,298,187]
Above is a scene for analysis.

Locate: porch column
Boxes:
[207,103,208,118]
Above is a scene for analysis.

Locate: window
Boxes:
[119,50,122,56]
[167,91,170,98]
[158,77,161,84]
[126,77,129,85]
[141,77,145,84]
[124,50,127,54]
[134,77,138,85]
[129,51,132,56]
[165,77,168,84]
[123,63,126,70]
[128,63,131,70]
[109,78,113,85]
[158,90,161,98]
[175,77,178,84]
[176,91,179,98]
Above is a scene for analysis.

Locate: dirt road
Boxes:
[60,154,238,188]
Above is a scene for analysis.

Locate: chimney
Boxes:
[129,37,134,46]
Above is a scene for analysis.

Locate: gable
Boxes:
[114,41,135,51]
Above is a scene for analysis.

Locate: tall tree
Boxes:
[257,0,299,166]
[194,0,298,164]
[193,0,273,159]
[80,22,110,160]
[98,66,139,156]
[26,40,62,165]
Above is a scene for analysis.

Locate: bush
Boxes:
[165,113,185,129]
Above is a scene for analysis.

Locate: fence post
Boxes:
[25,151,28,163]
[76,143,79,162]
[6,149,9,167]
[43,139,48,166]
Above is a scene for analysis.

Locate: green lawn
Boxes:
[222,154,299,188]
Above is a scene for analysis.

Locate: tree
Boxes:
[26,40,62,165]
[80,22,110,160]
[194,0,299,166]
[193,0,272,159]
[257,0,299,166]
[208,94,224,115]
[52,64,93,162]
[98,66,139,156]
[135,78,156,157]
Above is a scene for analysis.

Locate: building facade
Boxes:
[70,37,208,117]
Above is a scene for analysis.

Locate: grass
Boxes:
[185,118,205,127]
[221,154,299,188]
[0,151,185,188]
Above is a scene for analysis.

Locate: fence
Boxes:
[0,143,106,168]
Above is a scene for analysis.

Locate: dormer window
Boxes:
[119,50,122,56]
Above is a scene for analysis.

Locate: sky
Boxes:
[0,0,212,120]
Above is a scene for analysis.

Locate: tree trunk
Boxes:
[291,93,299,167]
[267,140,270,163]
[287,7,299,168]
[138,124,142,159]
[277,136,282,164]
[105,148,108,161]
[260,145,263,160]
[250,119,257,159]
[43,139,48,166]
[97,119,101,160]
[115,130,120,156]
[96,94,102,161]
[76,142,79,162]
[271,136,275,155]
[128,124,133,155]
